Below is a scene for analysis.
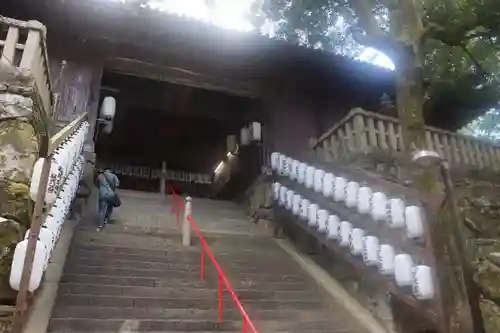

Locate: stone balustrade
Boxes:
[1,17,53,117]
[314,108,500,171]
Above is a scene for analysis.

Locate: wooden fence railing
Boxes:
[313,108,500,170]
[0,17,53,117]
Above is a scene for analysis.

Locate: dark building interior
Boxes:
[95,71,259,193]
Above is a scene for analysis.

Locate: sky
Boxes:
[113,0,395,70]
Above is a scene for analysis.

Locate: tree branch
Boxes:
[348,0,384,37]
[459,44,487,77]
[346,0,402,62]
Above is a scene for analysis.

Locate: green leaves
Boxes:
[251,0,500,131]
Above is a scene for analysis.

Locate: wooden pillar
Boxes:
[160,161,167,194]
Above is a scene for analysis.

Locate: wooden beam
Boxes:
[104,57,259,97]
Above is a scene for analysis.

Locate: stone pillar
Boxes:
[182,196,192,246]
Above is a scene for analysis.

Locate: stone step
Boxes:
[72,233,186,250]
[255,319,355,332]
[67,243,200,261]
[48,317,347,332]
[59,274,207,289]
[65,265,306,284]
[61,273,310,291]
[51,306,332,322]
[57,283,317,302]
[63,256,301,275]
[54,294,324,311]
[67,249,300,270]
[48,318,238,332]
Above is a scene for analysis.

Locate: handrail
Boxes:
[167,186,258,333]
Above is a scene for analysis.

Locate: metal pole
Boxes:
[11,157,52,333]
[200,249,205,281]
[217,273,223,323]
[182,196,192,246]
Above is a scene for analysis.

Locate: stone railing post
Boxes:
[352,110,368,153]
[182,196,192,246]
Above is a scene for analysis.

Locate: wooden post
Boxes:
[11,157,51,333]
[182,196,192,247]
[160,161,167,194]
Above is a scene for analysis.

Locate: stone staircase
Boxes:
[47,191,369,333]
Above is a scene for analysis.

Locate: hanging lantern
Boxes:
[322,173,335,198]
[394,254,414,287]
[362,236,380,266]
[250,121,262,141]
[317,209,329,232]
[227,135,237,153]
[240,127,251,146]
[100,96,116,120]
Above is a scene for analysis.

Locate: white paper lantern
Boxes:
[322,173,335,197]
[371,192,388,221]
[284,157,293,176]
[327,215,341,239]
[313,169,325,193]
[271,152,280,170]
[240,127,251,146]
[279,186,288,206]
[100,96,116,119]
[290,160,299,180]
[10,240,48,292]
[286,190,295,210]
[292,194,302,215]
[43,215,61,237]
[412,265,435,300]
[298,163,307,184]
[345,181,360,208]
[405,206,424,239]
[24,228,55,253]
[317,209,329,232]
[278,155,287,175]
[273,182,281,200]
[305,166,316,189]
[357,186,372,214]
[339,221,353,247]
[388,198,405,228]
[300,198,310,220]
[379,244,396,275]
[350,228,365,255]
[250,121,262,141]
[333,177,348,202]
[363,236,380,266]
[394,254,414,287]
[29,157,62,205]
[308,204,319,227]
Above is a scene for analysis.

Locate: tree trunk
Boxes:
[391,2,482,333]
